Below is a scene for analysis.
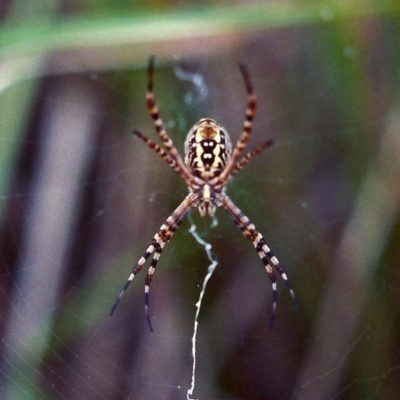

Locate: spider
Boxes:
[111,56,297,331]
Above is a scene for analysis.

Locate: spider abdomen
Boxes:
[184,118,232,180]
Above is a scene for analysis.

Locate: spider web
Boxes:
[1,22,400,400]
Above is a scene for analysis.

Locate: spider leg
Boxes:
[110,241,155,316]
[146,56,193,184]
[111,193,199,331]
[133,129,185,177]
[216,193,298,326]
[143,240,164,332]
[218,63,257,184]
[232,139,273,177]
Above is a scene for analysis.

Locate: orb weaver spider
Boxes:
[111,57,297,331]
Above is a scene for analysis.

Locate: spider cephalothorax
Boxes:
[111,56,297,331]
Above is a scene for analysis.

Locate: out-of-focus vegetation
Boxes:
[1,1,400,399]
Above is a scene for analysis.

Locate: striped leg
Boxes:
[219,63,257,183]
[110,239,159,317]
[217,193,297,326]
[111,193,199,331]
[146,56,192,184]
[232,139,274,177]
[133,129,184,177]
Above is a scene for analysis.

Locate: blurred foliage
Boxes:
[2,1,400,399]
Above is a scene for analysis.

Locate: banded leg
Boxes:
[133,129,184,177]
[110,238,159,317]
[110,193,199,331]
[232,139,274,177]
[146,56,192,184]
[219,63,257,183]
[216,193,297,326]
[142,197,196,331]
